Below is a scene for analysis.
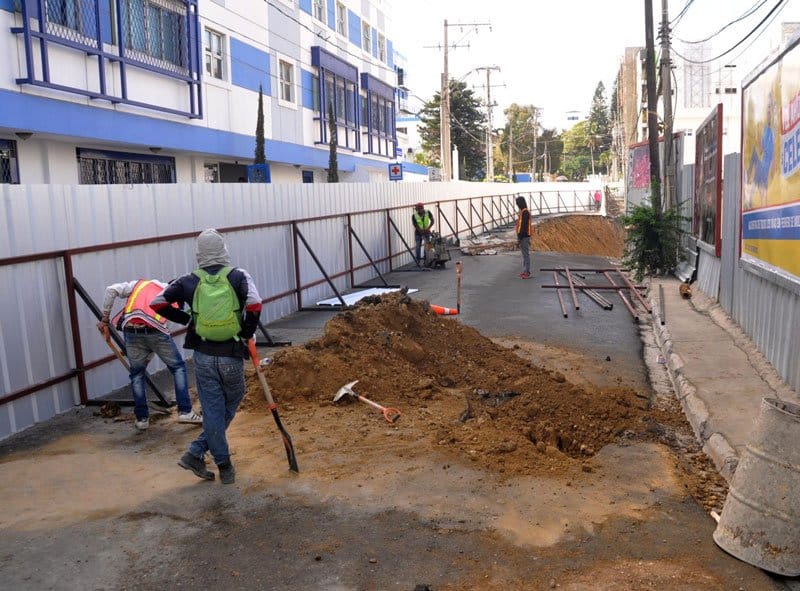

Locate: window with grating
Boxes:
[77,148,176,184]
[0,140,20,184]
[119,0,189,73]
[44,0,100,47]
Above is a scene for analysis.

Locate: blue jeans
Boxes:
[518,236,531,274]
[415,233,425,261]
[188,351,245,466]
[124,331,191,420]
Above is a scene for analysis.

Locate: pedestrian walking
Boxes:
[516,196,533,279]
[594,190,602,211]
[152,229,263,484]
[98,279,203,431]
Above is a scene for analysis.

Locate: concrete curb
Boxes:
[648,289,738,483]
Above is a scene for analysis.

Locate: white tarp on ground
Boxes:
[316,287,419,307]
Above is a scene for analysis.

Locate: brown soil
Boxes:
[533,215,625,257]
[242,292,648,478]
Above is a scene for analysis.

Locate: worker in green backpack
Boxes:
[152,229,262,485]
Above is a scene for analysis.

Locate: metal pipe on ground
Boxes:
[558,271,613,310]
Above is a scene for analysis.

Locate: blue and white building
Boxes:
[0,0,415,183]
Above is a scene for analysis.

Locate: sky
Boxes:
[389,0,800,129]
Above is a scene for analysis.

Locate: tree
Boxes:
[560,120,592,180]
[327,100,338,183]
[587,81,612,175]
[254,84,266,165]
[418,80,486,180]
[499,104,539,177]
[538,128,563,180]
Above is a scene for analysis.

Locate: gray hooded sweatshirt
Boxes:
[195,228,231,268]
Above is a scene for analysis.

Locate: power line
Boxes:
[672,0,787,64]
[670,0,696,27]
[676,0,769,43]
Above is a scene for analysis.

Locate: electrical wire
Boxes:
[672,0,787,64]
[671,0,696,27]
[676,0,769,43]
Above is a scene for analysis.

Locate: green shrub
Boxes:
[621,198,685,281]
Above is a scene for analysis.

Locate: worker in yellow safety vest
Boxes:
[412,202,434,263]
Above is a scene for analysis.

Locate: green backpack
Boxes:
[191,267,242,341]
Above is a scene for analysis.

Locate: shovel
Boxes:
[247,340,299,473]
[333,380,401,424]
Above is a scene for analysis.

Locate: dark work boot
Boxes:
[218,462,236,485]
[178,452,215,481]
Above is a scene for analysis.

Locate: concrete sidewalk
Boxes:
[649,277,800,482]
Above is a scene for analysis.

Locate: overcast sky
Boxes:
[390,0,800,128]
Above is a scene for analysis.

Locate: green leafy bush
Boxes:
[621,198,685,281]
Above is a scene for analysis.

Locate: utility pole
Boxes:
[660,0,675,208]
[532,108,539,181]
[476,65,500,181]
[644,0,661,210]
[428,20,492,181]
[508,124,514,181]
[441,20,451,182]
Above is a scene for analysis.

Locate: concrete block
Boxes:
[675,374,696,401]
[702,432,739,483]
[668,352,684,375]
[681,392,710,441]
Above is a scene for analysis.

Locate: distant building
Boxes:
[0,0,416,184]
[558,109,587,132]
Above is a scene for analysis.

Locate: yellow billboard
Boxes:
[742,42,800,282]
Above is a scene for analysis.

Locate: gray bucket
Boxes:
[713,397,800,576]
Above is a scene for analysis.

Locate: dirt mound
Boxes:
[534,216,625,257]
[242,292,647,476]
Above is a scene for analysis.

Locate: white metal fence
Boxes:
[0,181,599,440]
[678,154,800,394]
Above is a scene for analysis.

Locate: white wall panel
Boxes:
[0,181,597,439]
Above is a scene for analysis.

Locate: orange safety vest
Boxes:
[112,280,170,332]
[516,208,533,236]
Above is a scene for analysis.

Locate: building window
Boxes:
[361,78,396,158]
[120,0,188,71]
[279,59,294,103]
[313,0,325,22]
[362,21,371,51]
[336,2,346,35]
[46,0,84,33]
[0,140,20,184]
[204,29,224,80]
[204,163,220,182]
[302,170,314,183]
[378,34,386,62]
[77,148,176,184]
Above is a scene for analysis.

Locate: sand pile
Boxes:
[533,216,625,257]
[241,292,647,475]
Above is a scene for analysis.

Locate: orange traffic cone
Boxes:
[430,304,458,315]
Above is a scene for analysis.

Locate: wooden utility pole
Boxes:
[660,0,675,208]
[440,20,452,182]
[532,108,539,181]
[479,66,500,181]
[644,0,661,210]
[428,20,491,181]
[509,124,514,180]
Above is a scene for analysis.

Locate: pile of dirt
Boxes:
[242,292,648,476]
[533,216,625,257]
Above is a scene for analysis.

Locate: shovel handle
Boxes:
[382,407,402,424]
[357,395,401,424]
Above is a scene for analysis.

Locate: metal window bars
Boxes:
[12,0,203,119]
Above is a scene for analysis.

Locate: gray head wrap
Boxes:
[195,228,231,267]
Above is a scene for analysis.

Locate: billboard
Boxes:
[693,105,723,256]
[741,40,800,282]
[625,134,684,213]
